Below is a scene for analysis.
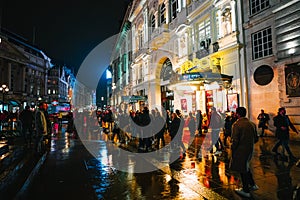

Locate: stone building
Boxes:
[0,30,51,111]
[243,0,300,134]
[110,0,299,135]
[111,0,245,116]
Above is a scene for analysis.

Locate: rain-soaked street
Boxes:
[21,124,300,200]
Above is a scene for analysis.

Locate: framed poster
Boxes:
[180,98,187,112]
[227,93,239,112]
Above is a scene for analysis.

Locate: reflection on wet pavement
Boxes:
[79,128,300,200]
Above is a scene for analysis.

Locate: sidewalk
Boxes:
[2,128,300,200]
[0,136,45,199]
[118,130,300,199]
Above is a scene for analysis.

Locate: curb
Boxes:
[14,152,48,199]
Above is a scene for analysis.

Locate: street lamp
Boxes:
[0,84,9,111]
[101,96,104,110]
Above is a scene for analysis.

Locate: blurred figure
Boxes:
[34,102,49,155]
[19,105,34,147]
[223,111,237,146]
[196,110,203,136]
[272,107,299,162]
[209,107,224,155]
[230,107,259,198]
[187,112,196,138]
[257,109,270,137]
[202,113,209,133]
[175,109,186,157]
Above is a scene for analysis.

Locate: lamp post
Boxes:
[0,84,9,111]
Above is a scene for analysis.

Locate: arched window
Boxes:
[150,13,155,33]
[171,0,178,20]
[160,3,166,25]
[160,58,173,81]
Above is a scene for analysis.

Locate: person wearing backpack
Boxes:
[209,107,224,155]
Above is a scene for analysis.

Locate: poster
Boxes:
[181,98,187,112]
[227,93,238,112]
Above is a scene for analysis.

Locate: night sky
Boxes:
[1,0,130,73]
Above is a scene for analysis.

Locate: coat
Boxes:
[230,117,258,173]
[273,114,297,140]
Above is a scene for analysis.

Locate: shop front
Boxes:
[170,71,232,116]
[121,95,148,113]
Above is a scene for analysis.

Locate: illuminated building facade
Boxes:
[243,0,300,132]
[110,0,300,133]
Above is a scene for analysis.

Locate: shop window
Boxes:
[254,65,273,86]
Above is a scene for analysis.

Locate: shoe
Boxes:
[249,184,259,191]
[235,188,251,198]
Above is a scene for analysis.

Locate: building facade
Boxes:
[0,31,51,111]
[243,0,300,134]
[110,0,299,135]
[111,0,246,117]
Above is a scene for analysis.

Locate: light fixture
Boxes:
[288,48,296,55]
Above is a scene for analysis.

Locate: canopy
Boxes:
[8,100,21,107]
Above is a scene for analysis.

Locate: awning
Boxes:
[8,100,21,107]
[170,72,233,84]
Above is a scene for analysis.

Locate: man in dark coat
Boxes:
[257,109,270,137]
[230,107,259,198]
[19,105,34,147]
[272,107,299,162]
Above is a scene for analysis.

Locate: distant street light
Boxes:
[0,84,9,111]
[101,96,104,109]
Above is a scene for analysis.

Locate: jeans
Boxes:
[241,170,255,192]
[272,138,294,157]
[211,129,222,151]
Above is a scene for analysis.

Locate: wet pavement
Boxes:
[4,126,300,200]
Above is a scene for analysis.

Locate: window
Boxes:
[252,27,273,60]
[198,19,211,50]
[150,14,155,33]
[254,65,274,85]
[171,0,178,20]
[138,30,143,49]
[160,3,166,25]
[250,0,270,15]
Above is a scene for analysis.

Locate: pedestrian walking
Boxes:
[257,109,270,137]
[187,112,196,138]
[195,110,203,136]
[230,107,259,198]
[223,111,236,146]
[169,111,185,157]
[175,109,186,157]
[34,102,49,155]
[209,107,224,155]
[19,105,34,147]
[154,111,166,149]
[272,107,299,162]
[202,113,209,133]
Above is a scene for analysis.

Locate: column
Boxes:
[217,10,223,38]
[143,8,148,42]
[154,11,159,28]
[230,0,236,32]
[165,1,170,24]
[178,0,182,12]
[132,25,136,52]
